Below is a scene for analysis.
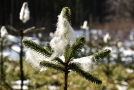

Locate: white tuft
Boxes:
[72,56,95,71]
[0,26,8,38]
[117,41,123,48]
[19,2,30,23]
[50,11,76,56]
[26,49,49,71]
[80,20,89,30]
[103,47,112,52]
[103,33,111,43]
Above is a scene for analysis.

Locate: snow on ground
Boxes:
[48,85,60,90]
[3,49,19,60]
[75,29,103,41]
[1,29,134,63]
[11,45,20,53]
[116,81,128,90]
[11,79,30,90]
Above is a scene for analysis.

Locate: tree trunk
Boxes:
[20,22,24,90]
[64,63,68,90]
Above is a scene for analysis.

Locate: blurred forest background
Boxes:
[1,0,134,34]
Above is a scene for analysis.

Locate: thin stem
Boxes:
[64,63,68,90]
[0,39,4,89]
[0,39,5,81]
[89,29,92,54]
[20,22,24,90]
[0,39,2,78]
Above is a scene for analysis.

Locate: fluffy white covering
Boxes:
[103,33,111,43]
[72,56,95,71]
[25,8,95,72]
[19,2,30,23]
[80,20,89,30]
[50,10,76,57]
[25,8,77,71]
[0,26,8,38]
[26,49,49,70]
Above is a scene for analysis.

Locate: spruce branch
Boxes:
[93,49,111,60]
[72,36,86,58]
[6,25,18,33]
[40,61,65,72]
[69,63,102,84]
[64,36,86,62]
[23,27,45,34]
[44,43,53,54]
[64,45,73,61]
[53,57,64,65]
[62,7,71,24]
[22,39,51,57]
[23,26,35,34]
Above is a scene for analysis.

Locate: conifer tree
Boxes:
[22,7,111,90]
[6,2,45,90]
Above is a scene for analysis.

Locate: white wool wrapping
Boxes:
[0,26,8,38]
[26,49,49,70]
[103,33,111,43]
[50,12,76,56]
[19,2,30,23]
[72,56,95,71]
